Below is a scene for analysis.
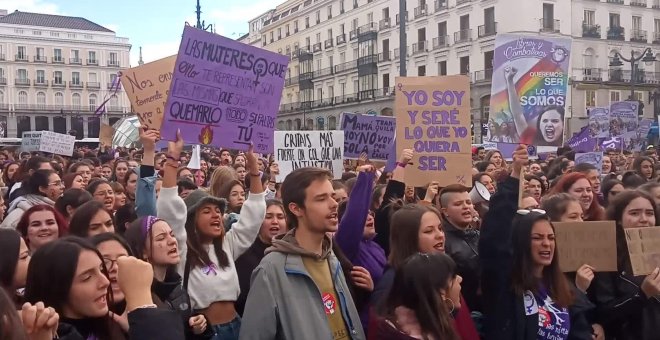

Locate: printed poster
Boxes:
[395,75,472,187]
[341,113,395,160]
[163,25,289,154]
[488,34,571,146]
[575,152,603,174]
[587,107,610,138]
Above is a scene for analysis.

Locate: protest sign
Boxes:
[609,101,638,138]
[21,131,42,152]
[554,221,617,272]
[630,118,654,151]
[99,124,114,147]
[341,113,395,160]
[274,131,344,183]
[567,126,597,153]
[121,55,176,130]
[163,26,289,153]
[625,227,660,276]
[575,152,603,174]
[587,107,609,138]
[395,75,472,187]
[488,34,571,146]
[497,143,537,161]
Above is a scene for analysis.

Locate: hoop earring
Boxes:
[443,298,455,314]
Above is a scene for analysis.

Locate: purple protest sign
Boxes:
[341,113,395,160]
[162,26,289,153]
[496,143,537,160]
[587,107,609,138]
[567,126,597,153]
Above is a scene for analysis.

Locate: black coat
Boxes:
[590,271,660,340]
[479,176,594,340]
[443,218,481,312]
[374,180,405,256]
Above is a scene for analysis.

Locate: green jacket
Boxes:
[239,229,366,340]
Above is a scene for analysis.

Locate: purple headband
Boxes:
[142,216,162,239]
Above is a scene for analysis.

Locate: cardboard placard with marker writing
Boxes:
[394,75,472,187]
[99,123,115,147]
[274,130,344,183]
[553,221,617,272]
[625,227,660,276]
[162,26,289,153]
[120,55,176,130]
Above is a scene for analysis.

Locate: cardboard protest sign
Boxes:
[21,131,42,152]
[587,107,609,138]
[625,227,660,276]
[99,124,114,147]
[274,131,344,183]
[341,113,395,160]
[163,25,289,153]
[575,152,603,174]
[554,221,617,272]
[488,34,571,146]
[121,55,176,130]
[395,75,472,187]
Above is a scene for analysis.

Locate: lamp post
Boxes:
[186,0,214,32]
[609,48,657,101]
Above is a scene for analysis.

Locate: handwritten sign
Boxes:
[341,113,395,160]
[625,227,660,276]
[99,123,114,147]
[21,131,42,152]
[554,221,617,272]
[488,34,571,146]
[121,55,176,130]
[395,75,472,187]
[274,131,344,183]
[575,152,603,174]
[162,26,289,153]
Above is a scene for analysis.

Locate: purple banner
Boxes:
[162,25,289,153]
[567,126,597,152]
[609,101,638,139]
[600,136,622,150]
[496,143,537,160]
[341,113,395,160]
[587,107,609,138]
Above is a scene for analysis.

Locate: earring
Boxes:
[443,298,455,314]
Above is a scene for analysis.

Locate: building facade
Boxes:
[249,0,660,141]
[0,9,132,139]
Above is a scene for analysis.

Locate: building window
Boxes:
[459,56,470,74]
[53,49,62,62]
[327,5,332,19]
[36,47,44,59]
[89,72,98,83]
[71,49,80,62]
[89,94,97,111]
[36,70,45,84]
[72,93,81,109]
[286,25,290,36]
[36,92,46,108]
[54,92,64,106]
[610,91,620,103]
[305,17,310,28]
[585,90,596,107]
[584,10,595,26]
[54,71,63,84]
[438,61,447,75]
[278,28,282,39]
[109,52,118,66]
[17,69,28,80]
[17,91,28,105]
[88,51,97,63]
[72,72,81,85]
[418,65,426,76]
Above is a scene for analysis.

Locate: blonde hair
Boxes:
[208,166,239,198]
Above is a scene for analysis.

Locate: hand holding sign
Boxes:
[511,145,529,179]
[424,181,440,202]
[641,267,660,298]
[399,148,413,165]
[575,264,595,293]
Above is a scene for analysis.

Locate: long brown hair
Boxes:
[548,172,604,221]
[510,212,573,308]
[388,204,443,270]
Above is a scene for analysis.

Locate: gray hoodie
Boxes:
[239,229,366,340]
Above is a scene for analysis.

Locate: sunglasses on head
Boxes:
[516,209,547,216]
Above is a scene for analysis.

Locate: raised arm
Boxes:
[504,66,528,138]
[335,167,376,261]
[136,129,158,217]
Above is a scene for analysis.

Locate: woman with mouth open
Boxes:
[87,179,116,213]
[480,145,594,340]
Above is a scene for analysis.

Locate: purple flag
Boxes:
[567,126,597,152]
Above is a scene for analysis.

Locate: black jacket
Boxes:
[479,176,594,340]
[443,218,481,312]
[235,237,270,316]
[374,179,405,255]
[152,270,213,340]
[590,270,660,340]
[57,308,184,340]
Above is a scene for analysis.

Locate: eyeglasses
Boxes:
[103,255,127,269]
[516,209,547,215]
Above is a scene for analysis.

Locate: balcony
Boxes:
[454,29,472,43]
[358,54,378,66]
[33,55,47,63]
[607,26,625,40]
[52,57,64,64]
[540,19,560,33]
[478,22,497,37]
[107,60,119,67]
[336,34,346,45]
[395,12,408,25]
[631,29,648,43]
[414,5,428,18]
[15,79,30,86]
[0,78,6,85]
[15,54,29,62]
[434,0,448,12]
[313,66,334,78]
[606,0,624,3]
[86,82,101,89]
[473,69,493,83]
[69,58,82,65]
[582,24,601,38]
[349,29,358,41]
[334,59,358,73]
[456,0,471,4]
[87,59,98,65]
[324,38,334,49]
[379,51,392,62]
[107,82,122,90]
[572,68,603,81]
[653,32,660,44]
[608,69,660,84]
[630,0,647,6]
[51,81,66,88]
[284,76,299,87]
[34,80,49,87]
[313,42,322,52]
[69,81,84,88]
[358,22,377,35]
[379,18,391,30]
[412,41,428,54]
[433,35,450,49]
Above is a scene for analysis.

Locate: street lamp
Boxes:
[609,48,657,100]
[185,0,214,32]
